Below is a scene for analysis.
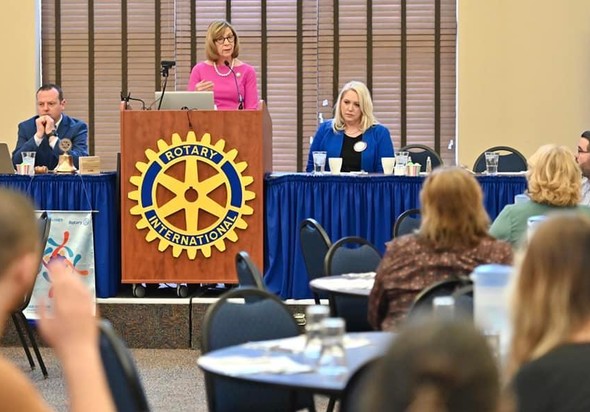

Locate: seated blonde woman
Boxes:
[368,167,513,331]
[507,214,590,411]
[490,144,590,246]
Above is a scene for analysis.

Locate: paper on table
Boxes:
[244,335,372,353]
[341,272,376,280]
[199,355,313,376]
[314,277,375,290]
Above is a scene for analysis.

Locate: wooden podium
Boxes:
[120,102,272,287]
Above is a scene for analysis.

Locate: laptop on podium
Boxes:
[154,91,215,110]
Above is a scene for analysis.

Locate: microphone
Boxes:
[157,60,176,110]
[224,60,244,110]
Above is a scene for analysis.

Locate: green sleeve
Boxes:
[490,206,514,244]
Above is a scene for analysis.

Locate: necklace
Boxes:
[213,59,234,77]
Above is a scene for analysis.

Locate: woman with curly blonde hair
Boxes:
[507,213,590,410]
[490,144,590,246]
[368,167,512,330]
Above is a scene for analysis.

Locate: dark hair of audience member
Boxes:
[364,319,501,412]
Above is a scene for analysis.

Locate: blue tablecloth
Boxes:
[0,173,120,298]
[264,173,527,299]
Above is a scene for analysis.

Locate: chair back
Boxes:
[324,236,381,277]
[324,237,381,332]
[452,284,474,319]
[400,144,443,170]
[99,319,150,412]
[340,358,383,412]
[393,208,421,238]
[407,278,473,320]
[235,251,265,290]
[299,218,332,304]
[201,287,314,412]
[472,146,527,173]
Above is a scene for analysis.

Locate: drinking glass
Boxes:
[395,151,409,168]
[328,157,343,174]
[485,152,499,175]
[317,318,347,376]
[302,305,330,365]
[312,151,327,174]
[21,151,36,176]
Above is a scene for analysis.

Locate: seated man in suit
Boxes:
[12,83,88,170]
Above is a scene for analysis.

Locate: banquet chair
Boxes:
[235,251,265,290]
[201,287,316,412]
[324,237,382,332]
[99,319,150,412]
[472,146,527,173]
[400,144,443,171]
[299,218,332,304]
[407,278,473,321]
[340,357,383,412]
[11,211,51,378]
[392,208,421,238]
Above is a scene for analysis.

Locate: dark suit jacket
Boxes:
[12,114,89,170]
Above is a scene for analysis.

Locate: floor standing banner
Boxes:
[24,211,96,319]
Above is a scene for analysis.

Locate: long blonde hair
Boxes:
[419,167,491,249]
[526,144,581,206]
[506,213,590,378]
[332,81,378,133]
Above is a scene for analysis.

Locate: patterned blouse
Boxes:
[368,234,513,331]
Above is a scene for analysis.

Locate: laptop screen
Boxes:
[154,91,215,110]
[0,143,15,174]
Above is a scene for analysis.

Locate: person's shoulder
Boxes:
[318,120,334,133]
[63,114,88,129]
[479,236,512,253]
[388,233,420,249]
[18,115,38,128]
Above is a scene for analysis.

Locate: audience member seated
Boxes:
[576,130,590,205]
[490,144,590,247]
[368,167,512,330]
[12,83,89,170]
[0,188,114,411]
[305,80,394,173]
[507,213,590,411]
[363,319,503,412]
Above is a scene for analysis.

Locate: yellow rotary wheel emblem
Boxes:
[128,131,255,259]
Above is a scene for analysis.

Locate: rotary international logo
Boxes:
[128,131,255,259]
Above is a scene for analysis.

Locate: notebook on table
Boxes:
[154,91,215,110]
[0,143,15,174]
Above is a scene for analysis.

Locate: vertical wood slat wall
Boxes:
[41,0,456,171]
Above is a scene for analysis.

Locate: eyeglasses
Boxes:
[214,35,235,45]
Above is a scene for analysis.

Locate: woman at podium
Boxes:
[187,20,259,110]
[305,80,394,173]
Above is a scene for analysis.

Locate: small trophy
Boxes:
[54,138,77,174]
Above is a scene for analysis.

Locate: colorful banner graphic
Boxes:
[24,211,96,320]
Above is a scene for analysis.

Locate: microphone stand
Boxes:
[157,65,170,111]
[224,60,244,110]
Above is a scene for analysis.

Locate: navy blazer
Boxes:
[306,120,395,173]
[12,114,89,170]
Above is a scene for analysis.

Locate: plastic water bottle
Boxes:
[471,264,512,361]
[426,156,432,173]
